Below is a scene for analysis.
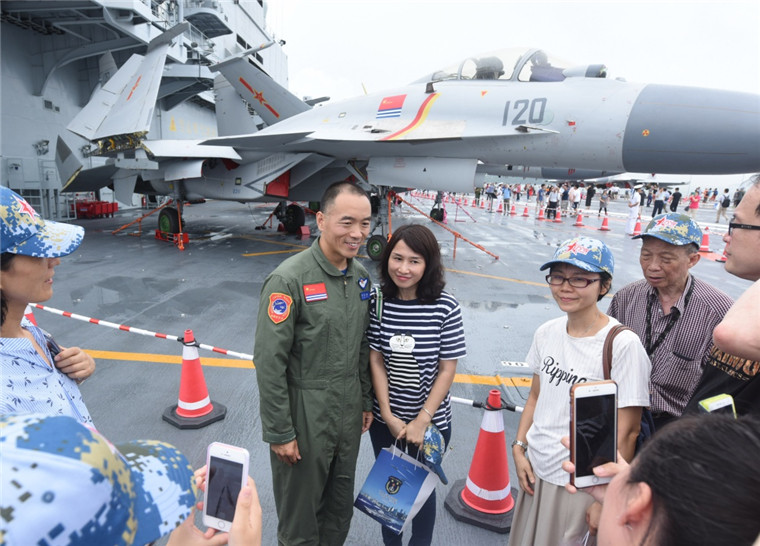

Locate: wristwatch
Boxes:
[511,440,528,451]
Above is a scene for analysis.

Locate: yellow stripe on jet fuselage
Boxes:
[380,93,440,141]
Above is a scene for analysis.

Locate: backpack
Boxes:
[721,194,730,208]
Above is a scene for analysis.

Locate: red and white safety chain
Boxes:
[30,303,253,361]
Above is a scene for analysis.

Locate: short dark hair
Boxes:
[378,224,445,302]
[320,181,370,213]
[629,414,760,546]
[750,174,760,218]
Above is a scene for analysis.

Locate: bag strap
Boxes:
[602,325,633,380]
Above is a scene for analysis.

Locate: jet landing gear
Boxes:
[366,234,387,261]
[158,207,183,234]
[262,202,307,234]
[365,189,394,261]
[281,203,305,234]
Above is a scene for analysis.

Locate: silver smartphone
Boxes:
[570,380,617,488]
[202,442,250,531]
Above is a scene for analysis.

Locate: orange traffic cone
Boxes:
[509,204,517,216]
[699,226,711,253]
[599,216,611,231]
[445,390,516,532]
[522,205,530,217]
[716,243,728,262]
[574,210,585,227]
[24,305,38,326]
[537,207,545,221]
[553,208,563,223]
[480,199,485,209]
[497,201,503,214]
[631,215,642,237]
[163,329,227,429]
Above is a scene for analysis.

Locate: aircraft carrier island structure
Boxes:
[1,0,288,220]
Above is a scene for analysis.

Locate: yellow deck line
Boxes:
[85,350,532,385]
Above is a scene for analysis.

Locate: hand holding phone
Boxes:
[203,442,250,531]
[569,380,617,488]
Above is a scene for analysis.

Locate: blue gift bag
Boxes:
[354,445,437,534]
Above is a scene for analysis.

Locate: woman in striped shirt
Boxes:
[367,223,466,546]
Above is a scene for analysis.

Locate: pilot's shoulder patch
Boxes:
[268,292,293,324]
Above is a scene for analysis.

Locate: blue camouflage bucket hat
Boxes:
[633,212,702,248]
[0,414,197,545]
[1,186,84,257]
[540,236,614,275]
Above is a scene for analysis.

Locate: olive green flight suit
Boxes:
[254,237,372,545]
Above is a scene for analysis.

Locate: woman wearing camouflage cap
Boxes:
[1,186,94,423]
[508,237,651,546]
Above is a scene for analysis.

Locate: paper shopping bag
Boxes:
[354,445,438,535]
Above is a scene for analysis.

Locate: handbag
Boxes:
[602,325,655,454]
[354,444,438,535]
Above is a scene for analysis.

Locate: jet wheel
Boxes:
[367,235,387,261]
[158,208,182,234]
[283,204,306,234]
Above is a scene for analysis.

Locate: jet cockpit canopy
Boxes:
[413,48,607,84]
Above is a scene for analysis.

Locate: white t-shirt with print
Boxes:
[525,316,651,486]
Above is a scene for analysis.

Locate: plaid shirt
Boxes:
[608,276,734,416]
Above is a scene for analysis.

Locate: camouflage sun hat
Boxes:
[0,414,197,545]
[1,186,84,257]
[422,423,448,485]
[633,212,702,248]
[540,236,614,275]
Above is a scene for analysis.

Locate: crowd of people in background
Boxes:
[468,181,746,227]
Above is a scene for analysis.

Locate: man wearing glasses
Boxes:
[607,213,734,431]
[686,175,760,417]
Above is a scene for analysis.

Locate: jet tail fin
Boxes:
[67,22,189,141]
[55,136,83,190]
[214,74,262,136]
[212,54,310,127]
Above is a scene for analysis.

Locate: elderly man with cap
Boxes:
[608,213,734,431]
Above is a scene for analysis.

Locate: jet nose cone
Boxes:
[622,84,760,174]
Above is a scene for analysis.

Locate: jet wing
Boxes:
[202,132,313,149]
[142,140,242,160]
[67,23,189,141]
[212,53,310,126]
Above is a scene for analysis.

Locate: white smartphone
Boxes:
[569,380,618,488]
[203,442,250,530]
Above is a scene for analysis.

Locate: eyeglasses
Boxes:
[727,222,760,236]
[545,275,601,288]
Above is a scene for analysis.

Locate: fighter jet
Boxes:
[59,43,760,257]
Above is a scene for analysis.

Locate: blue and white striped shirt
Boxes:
[367,291,466,430]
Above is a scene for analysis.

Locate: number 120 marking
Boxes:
[502,98,547,125]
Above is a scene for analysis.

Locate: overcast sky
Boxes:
[265,0,759,188]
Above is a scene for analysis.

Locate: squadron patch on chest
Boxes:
[268,293,293,324]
